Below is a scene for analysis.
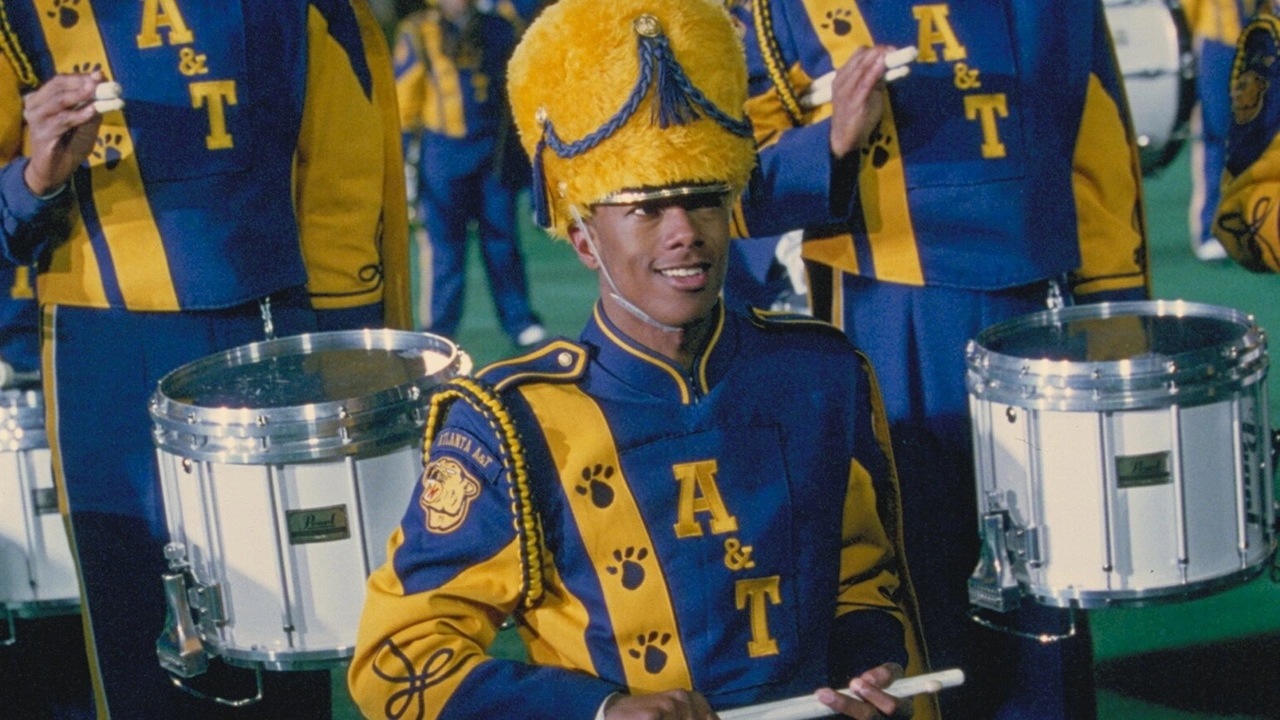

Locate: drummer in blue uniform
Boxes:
[727,2,1150,718]
[349,0,939,718]
[0,3,409,717]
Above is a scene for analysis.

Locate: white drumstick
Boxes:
[94,81,121,101]
[93,98,124,114]
[718,668,965,720]
[798,46,917,109]
[89,81,124,114]
[0,358,40,389]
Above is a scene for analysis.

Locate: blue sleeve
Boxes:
[738,121,851,237]
[0,158,74,265]
[827,611,908,687]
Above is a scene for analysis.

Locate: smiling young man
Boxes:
[349,1,933,718]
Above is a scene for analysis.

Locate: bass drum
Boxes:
[1105,0,1197,174]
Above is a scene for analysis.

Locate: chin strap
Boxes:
[571,204,682,333]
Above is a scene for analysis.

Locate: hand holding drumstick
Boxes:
[600,666,961,719]
[818,46,917,161]
[21,71,122,197]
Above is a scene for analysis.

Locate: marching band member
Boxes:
[728,2,1150,719]
[0,1,409,716]
[394,0,546,347]
[350,0,933,717]
[1186,0,1255,262]
[1215,3,1280,270]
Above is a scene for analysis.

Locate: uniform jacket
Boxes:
[1215,9,1280,270]
[731,0,1149,298]
[394,9,518,179]
[0,0,411,327]
[351,304,919,719]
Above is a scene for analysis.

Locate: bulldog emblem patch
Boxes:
[420,457,481,534]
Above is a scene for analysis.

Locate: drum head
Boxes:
[151,330,463,463]
[967,300,1268,411]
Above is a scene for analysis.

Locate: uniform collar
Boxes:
[580,300,736,404]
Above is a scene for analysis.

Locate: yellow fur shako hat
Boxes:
[507,0,756,237]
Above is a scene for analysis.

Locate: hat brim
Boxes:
[596,182,732,206]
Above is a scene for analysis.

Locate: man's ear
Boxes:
[567,219,600,270]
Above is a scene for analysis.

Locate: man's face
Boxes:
[571,193,731,331]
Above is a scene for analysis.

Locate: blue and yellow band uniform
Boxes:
[1214,5,1280,270]
[729,2,1149,719]
[1184,0,1254,257]
[351,305,921,718]
[354,0,931,716]
[0,0,409,324]
[0,1,410,716]
[393,4,541,340]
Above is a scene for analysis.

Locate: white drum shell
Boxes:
[968,301,1276,608]
[158,443,419,668]
[0,390,79,615]
[972,389,1271,606]
[151,330,462,669]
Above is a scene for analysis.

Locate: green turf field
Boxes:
[335,148,1280,719]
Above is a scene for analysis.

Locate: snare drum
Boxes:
[1104,0,1196,174]
[967,301,1275,610]
[151,330,465,672]
[0,388,80,620]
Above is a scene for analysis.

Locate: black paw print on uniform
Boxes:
[862,126,892,169]
[71,62,101,75]
[606,547,648,590]
[576,463,615,509]
[47,0,81,29]
[627,631,671,675]
[92,133,124,171]
[821,8,853,36]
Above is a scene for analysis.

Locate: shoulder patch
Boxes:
[747,307,844,336]
[474,339,588,392]
[1231,16,1280,127]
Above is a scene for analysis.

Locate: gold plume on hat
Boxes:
[507,0,757,237]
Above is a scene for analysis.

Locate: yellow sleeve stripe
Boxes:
[1072,73,1148,296]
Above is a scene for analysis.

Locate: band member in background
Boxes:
[0,2,409,716]
[1215,4,1280,270]
[349,0,935,718]
[728,2,1150,718]
[394,0,547,347]
[1186,0,1255,261]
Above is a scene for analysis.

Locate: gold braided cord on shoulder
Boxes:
[751,0,803,125]
[0,2,36,89]
[424,377,545,608]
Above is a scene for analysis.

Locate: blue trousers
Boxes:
[418,157,538,341]
[1190,37,1236,246]
[830,276,1098,720]
[46,292,345,719]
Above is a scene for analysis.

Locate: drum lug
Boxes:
[968,510,1023,613]
[1013,526,1043,568]
[156,570,210,679]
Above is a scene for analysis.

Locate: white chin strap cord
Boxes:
[571,205,682,333]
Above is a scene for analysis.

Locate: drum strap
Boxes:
[424,377,545,609]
